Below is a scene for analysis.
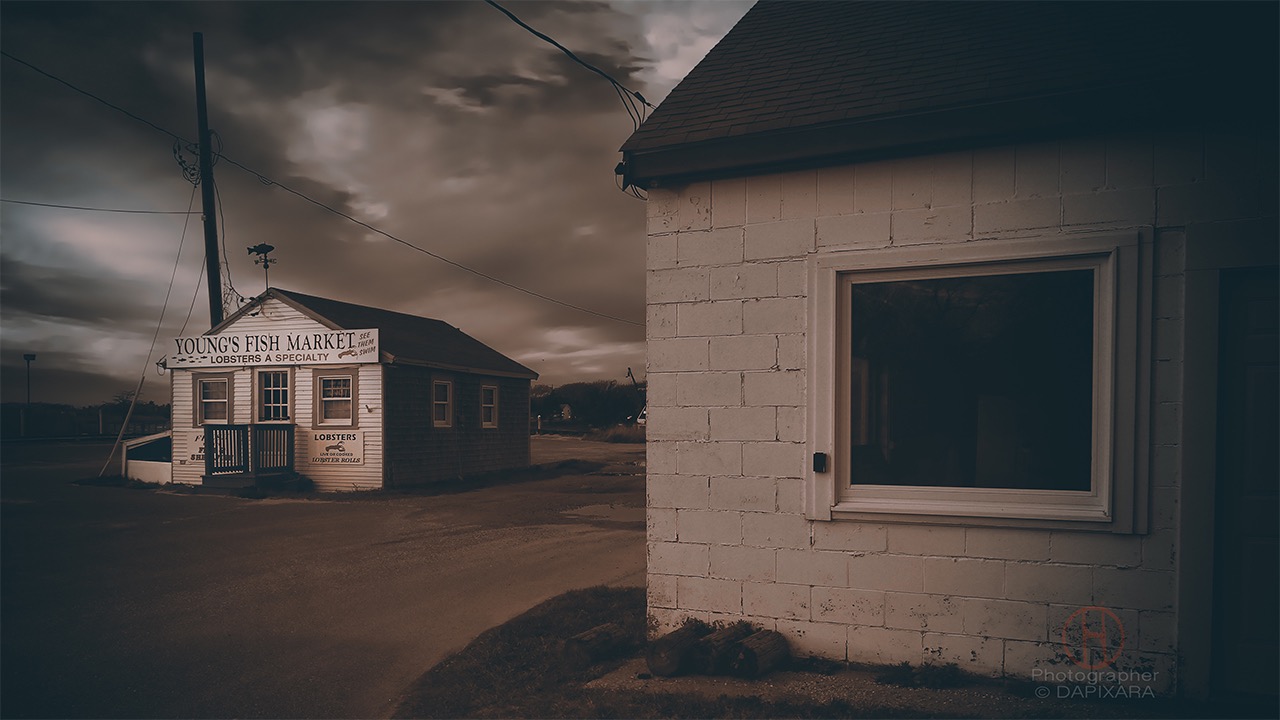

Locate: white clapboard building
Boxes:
[169,288,537,491]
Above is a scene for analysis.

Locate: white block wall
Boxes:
[645,129,1278,691]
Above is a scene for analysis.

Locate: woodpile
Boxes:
[730,630,789,678]
[561,622,630,668]
[644,622,711,677]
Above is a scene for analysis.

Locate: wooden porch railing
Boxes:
[252,424,295,473]
[204,424,294,476]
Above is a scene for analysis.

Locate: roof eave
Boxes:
[623,79,1255,188]
[385,354,539,381]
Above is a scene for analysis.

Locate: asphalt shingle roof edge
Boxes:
[208,288,538,380]
[620,0,1279,187]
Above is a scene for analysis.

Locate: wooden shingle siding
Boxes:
[383,364,530,487]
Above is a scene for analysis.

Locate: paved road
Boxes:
[1,437,645,719]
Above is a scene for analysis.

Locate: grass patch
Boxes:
[392,587,942,719]
[584,425,646,444]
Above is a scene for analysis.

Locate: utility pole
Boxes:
[23,353,35,405]
[193,32,223,327]
[21,353,34,438]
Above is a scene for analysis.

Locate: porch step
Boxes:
[201,472,299,490]
[201,473,256,489]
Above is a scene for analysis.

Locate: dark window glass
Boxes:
[850,269,1094,491]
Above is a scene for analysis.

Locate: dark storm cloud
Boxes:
[0,256,159,328]
[1,1,751,403]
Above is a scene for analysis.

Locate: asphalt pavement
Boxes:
[0,437,645,719]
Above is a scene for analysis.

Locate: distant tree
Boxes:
[546,380,643,428]
[110,390,137,407]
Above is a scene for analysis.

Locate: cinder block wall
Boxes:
[644,129,1278,691]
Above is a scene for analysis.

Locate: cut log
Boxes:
[731,630,790,678]
[689,622,756,675]
[562,622,627,668]
[645,623,711,677]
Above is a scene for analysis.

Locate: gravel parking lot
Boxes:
[1,437,644,719]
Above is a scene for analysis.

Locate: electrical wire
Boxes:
[1,50,190,144]
[211,175,245,310]
[178,255,206,337]
[2,49,644,327]
[98,184,199,476]
[214,153,642,326]
[481,0,651,198]
[0,198,200,214]
[482,0,653,131]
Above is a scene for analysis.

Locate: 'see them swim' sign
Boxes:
[170,329,379,367]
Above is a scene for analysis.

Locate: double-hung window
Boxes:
[316,370,358,427]
[195,374,232,425]
[808,232,1152,532]
[481,385,499,428]
[257,369,291,422]
[433,380,453,428]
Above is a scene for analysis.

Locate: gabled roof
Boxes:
[621,1,1278,187]
[213,288,537,379]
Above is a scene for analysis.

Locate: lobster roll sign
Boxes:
[309,430,365,465]
[170,329,379,367]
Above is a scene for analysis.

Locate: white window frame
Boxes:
[807,231,1152,532]
[432,380,453,428]
[255,368,292,423]
[194,373,233,426]
[481,385,499,429]
[315,369,358,428]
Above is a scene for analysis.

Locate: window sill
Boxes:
[828,486,1124,530]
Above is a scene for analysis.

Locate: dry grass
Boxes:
[393,587,936,719]
[391,587,1273,720]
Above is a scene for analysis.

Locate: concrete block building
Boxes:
[621,1,1277,698]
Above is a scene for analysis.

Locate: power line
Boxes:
[0,198,200,215]
[215,153,642,326]
[3,49,644,328]
[98,184,198,476]
[1,50,190,144]
[179,255,207,337]
[482,0,653,130]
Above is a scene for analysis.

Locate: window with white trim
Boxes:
[433,380,453,428]
[807,232,1152,531]
[481,385,499,428]
[256,369,291,422]
[317,372,356,427]
[196,375,231,425]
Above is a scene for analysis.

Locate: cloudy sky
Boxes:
[0,0,752,405]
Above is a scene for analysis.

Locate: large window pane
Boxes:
[258,371,290,421]
[849,269,1094,491]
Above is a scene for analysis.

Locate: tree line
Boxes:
[531,380,645,430]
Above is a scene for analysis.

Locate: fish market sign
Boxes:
[171,329,379,367]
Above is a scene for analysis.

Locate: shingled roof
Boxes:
[621,0,1278,187]
[214,288,537,379]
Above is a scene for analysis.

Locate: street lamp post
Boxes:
[21,353,35,437]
